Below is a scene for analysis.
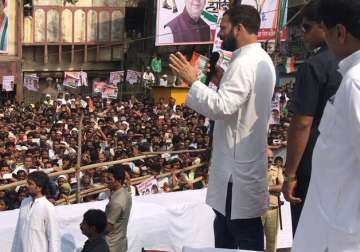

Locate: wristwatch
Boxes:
[284,172,297,182]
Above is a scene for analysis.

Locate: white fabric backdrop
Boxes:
[0,189,292,252]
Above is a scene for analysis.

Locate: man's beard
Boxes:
[221,34,237,52]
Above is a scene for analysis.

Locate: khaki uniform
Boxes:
[105,187,132,252]
[262,165,284,252]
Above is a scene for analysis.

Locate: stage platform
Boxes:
[0,189,292,252]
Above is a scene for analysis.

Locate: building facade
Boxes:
[21,0,127,102]
[0,0,22,101]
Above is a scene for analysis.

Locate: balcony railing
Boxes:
[23,5,125,46]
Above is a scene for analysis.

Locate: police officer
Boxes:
[262,149,284,252]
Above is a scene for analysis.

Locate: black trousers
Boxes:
[213,183,264,251]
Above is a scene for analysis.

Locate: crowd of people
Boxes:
[0,93,212,211]
[0,83,293,212]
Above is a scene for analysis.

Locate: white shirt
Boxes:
[293,50,360,251]
[143,72,155,84]
[11,196,60,252]
[186,43,276,219]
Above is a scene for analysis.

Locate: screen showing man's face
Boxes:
[185,0,206,20]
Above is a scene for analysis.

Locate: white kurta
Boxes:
[11,196,60,252]
[186,43,276,219]
[293,50,360,251]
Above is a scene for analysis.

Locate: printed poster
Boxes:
[93,79,118,99]
[136,176,159,195]
[24,74,39,91]
[101,85,118,99]
[156,0,288,46]
[126,70,141,85]
[241,0,288,41]
[63,72,81,88]
[269,99,280,125]
[80,71,88,86]
[93,80,107,93]
[109,71,124,85]
[156,0,220,46]
[2,75,14,91]
[0,0,9,53]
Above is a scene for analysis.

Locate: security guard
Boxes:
[262,149,284,252]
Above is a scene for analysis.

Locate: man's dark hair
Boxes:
[107,165,125,184]
[83,209,107,234]
[27,171,49,194]
[319,0,360,39]
[301,0,321,22]
[224,5,261,35]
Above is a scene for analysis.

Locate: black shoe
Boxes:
[173,7,178,13]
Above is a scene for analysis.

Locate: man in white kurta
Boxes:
[292,0,360,251]
[169,5,275,250]
[11,172,60,252]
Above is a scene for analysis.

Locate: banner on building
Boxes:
[126,70,141,85]
[156,0,287,46]
[0,0,9,54]
[109,71,124,85]
[156,0,219,46]
[136,176,159,195]
[24,74,39,91]
[2,75,14,91]
[242,0,288,41]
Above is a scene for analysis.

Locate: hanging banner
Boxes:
[80,71,88,87]
[101,85,118,99]
[126,70,141,85]
[156,0,219,46]
[242,0,288,41]
[93,80,107,93]
[63,71,88,88]
[0,0,9,53]
[24,74,39,91]
[156,0,287,46]
[93,79,118,99]
[109,71,124,85]
[2,75,14,91]
[63,72,81,88]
